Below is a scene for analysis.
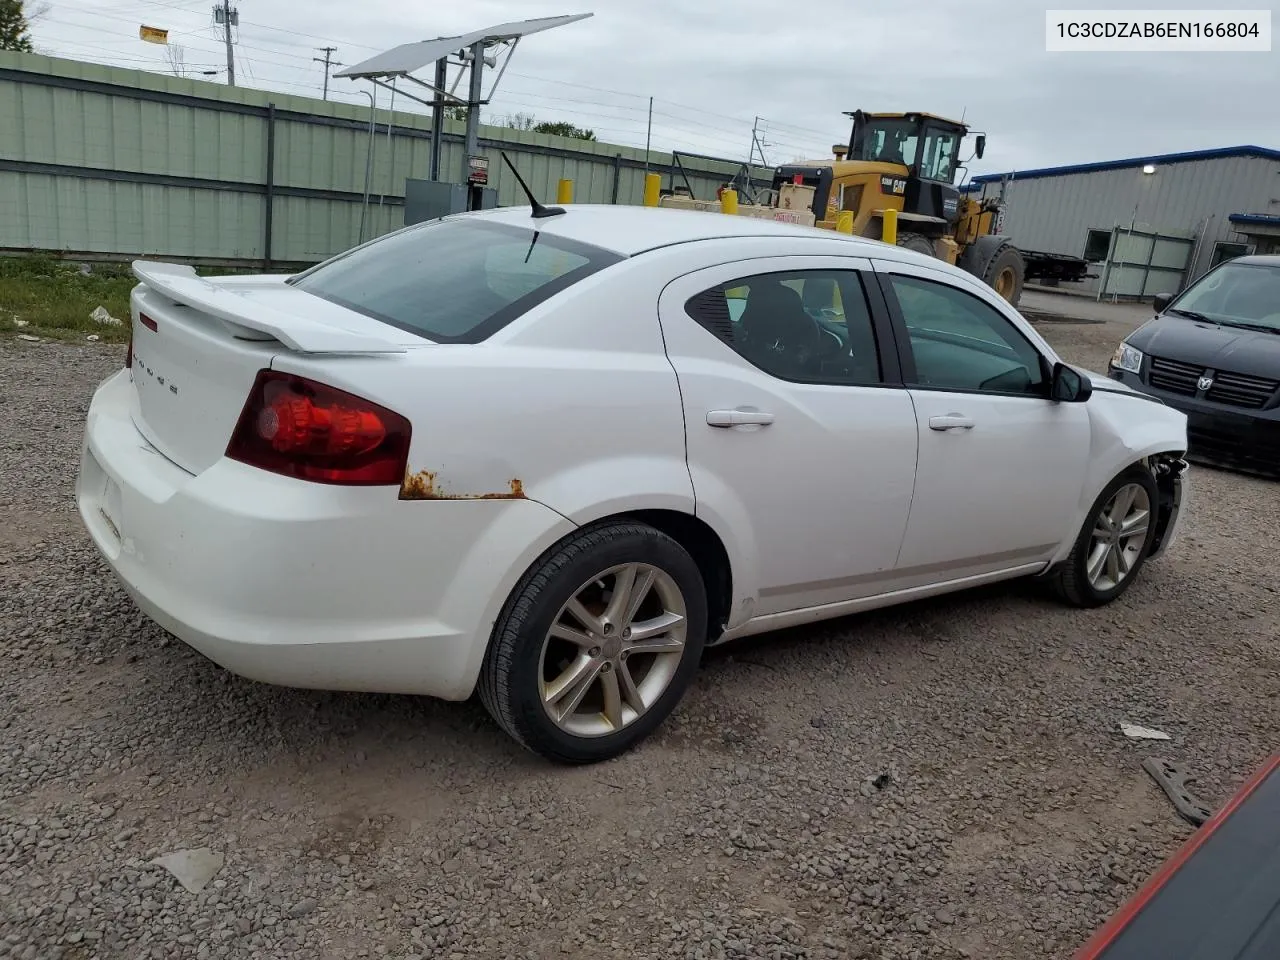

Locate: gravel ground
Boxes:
[2,325,1277,960]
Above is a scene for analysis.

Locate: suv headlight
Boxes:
[1110,342,1144,375]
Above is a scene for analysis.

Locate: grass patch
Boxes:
[0,257,136,344]
[0,257,268,345]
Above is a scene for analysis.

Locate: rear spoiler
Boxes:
[131,261,407,355]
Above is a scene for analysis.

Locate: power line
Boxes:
[40,3,832,160]
[55,2,326,65]
[41,11,324,78]
[91,0,207,11]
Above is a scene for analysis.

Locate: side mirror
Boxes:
[1153,292,1173,314]
[974,134,986,159]
[1050,362,1093,403]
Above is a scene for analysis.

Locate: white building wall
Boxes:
[974,153,1280,287]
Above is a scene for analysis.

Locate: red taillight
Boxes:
[139,313,158,332]
[226,370,411,486]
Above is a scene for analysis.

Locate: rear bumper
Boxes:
[1108,369,1280,477]
[76,369,575,699]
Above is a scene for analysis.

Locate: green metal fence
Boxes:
[0,51,770,267]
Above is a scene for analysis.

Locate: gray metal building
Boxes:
[966,146,1280,299]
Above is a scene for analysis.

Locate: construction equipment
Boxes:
[655,110,1091,307]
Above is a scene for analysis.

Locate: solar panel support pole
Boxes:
[430,57,447,181]
[461,41,486,187]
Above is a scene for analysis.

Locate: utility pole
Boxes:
[213,1,238,86]
[313,46,339,100]
[641,96,653,179]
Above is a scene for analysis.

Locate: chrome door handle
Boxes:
[707,409,775,427]
[928,414,974,431]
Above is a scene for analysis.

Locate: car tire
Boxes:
[1051,466,1161,608]
[478,520,708,764]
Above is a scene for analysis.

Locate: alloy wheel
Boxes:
[539,563,688,738]
[1086,482,1152,591]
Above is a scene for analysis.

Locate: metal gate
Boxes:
[1097,225,1195,300]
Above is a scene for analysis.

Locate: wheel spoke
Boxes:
[602,564,638,627]
[627,636,685,656]
[618,661,645,713]
[565,597,605,636]
[1108,486,1137,526]
[1117,545,1134,575]
[1087,543,1110,584]
[1105,543,1121,584]
[1092,520,1114,541]
[549,620,596,650]
[544,655,602,719]
[1120,509,1150,540]
[1121,522,1149,543]
[626,610,685,646]
[619,567,656,631]
[601,670,623,729]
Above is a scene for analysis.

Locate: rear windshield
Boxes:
[288,218,623,343]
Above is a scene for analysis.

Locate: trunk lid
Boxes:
[127,262,413,475]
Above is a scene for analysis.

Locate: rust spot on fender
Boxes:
[399,470,526,501]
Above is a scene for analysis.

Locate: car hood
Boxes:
[1128,314,1280,376]
[1070,364,1147,398]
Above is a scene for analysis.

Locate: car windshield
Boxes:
[1170,261,1280,332]
[288,218,623,343]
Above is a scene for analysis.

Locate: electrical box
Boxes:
[403,179,498,225]
[778,182,816,212]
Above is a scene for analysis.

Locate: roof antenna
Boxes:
[500,152,565,219]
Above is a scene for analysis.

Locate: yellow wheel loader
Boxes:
[658,111,1090,308]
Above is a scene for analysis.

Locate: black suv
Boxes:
[1107,255,1280,477]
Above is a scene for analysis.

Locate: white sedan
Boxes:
[76,203,1190,764]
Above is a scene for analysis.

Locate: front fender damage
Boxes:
[1143,451,1189,560]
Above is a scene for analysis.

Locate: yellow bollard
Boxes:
[720,189,738,215]
[836,210,854,234]
[643,173,661,207]
[556,179,573,204]
[882,208,898,246]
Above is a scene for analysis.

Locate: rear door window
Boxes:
[684,269,885,385]
[289,219,623,343]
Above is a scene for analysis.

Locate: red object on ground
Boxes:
[1073,751,1280,960]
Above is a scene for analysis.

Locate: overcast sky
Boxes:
[27,0,1280,178]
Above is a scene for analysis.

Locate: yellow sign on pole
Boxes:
[139,25,169,44]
